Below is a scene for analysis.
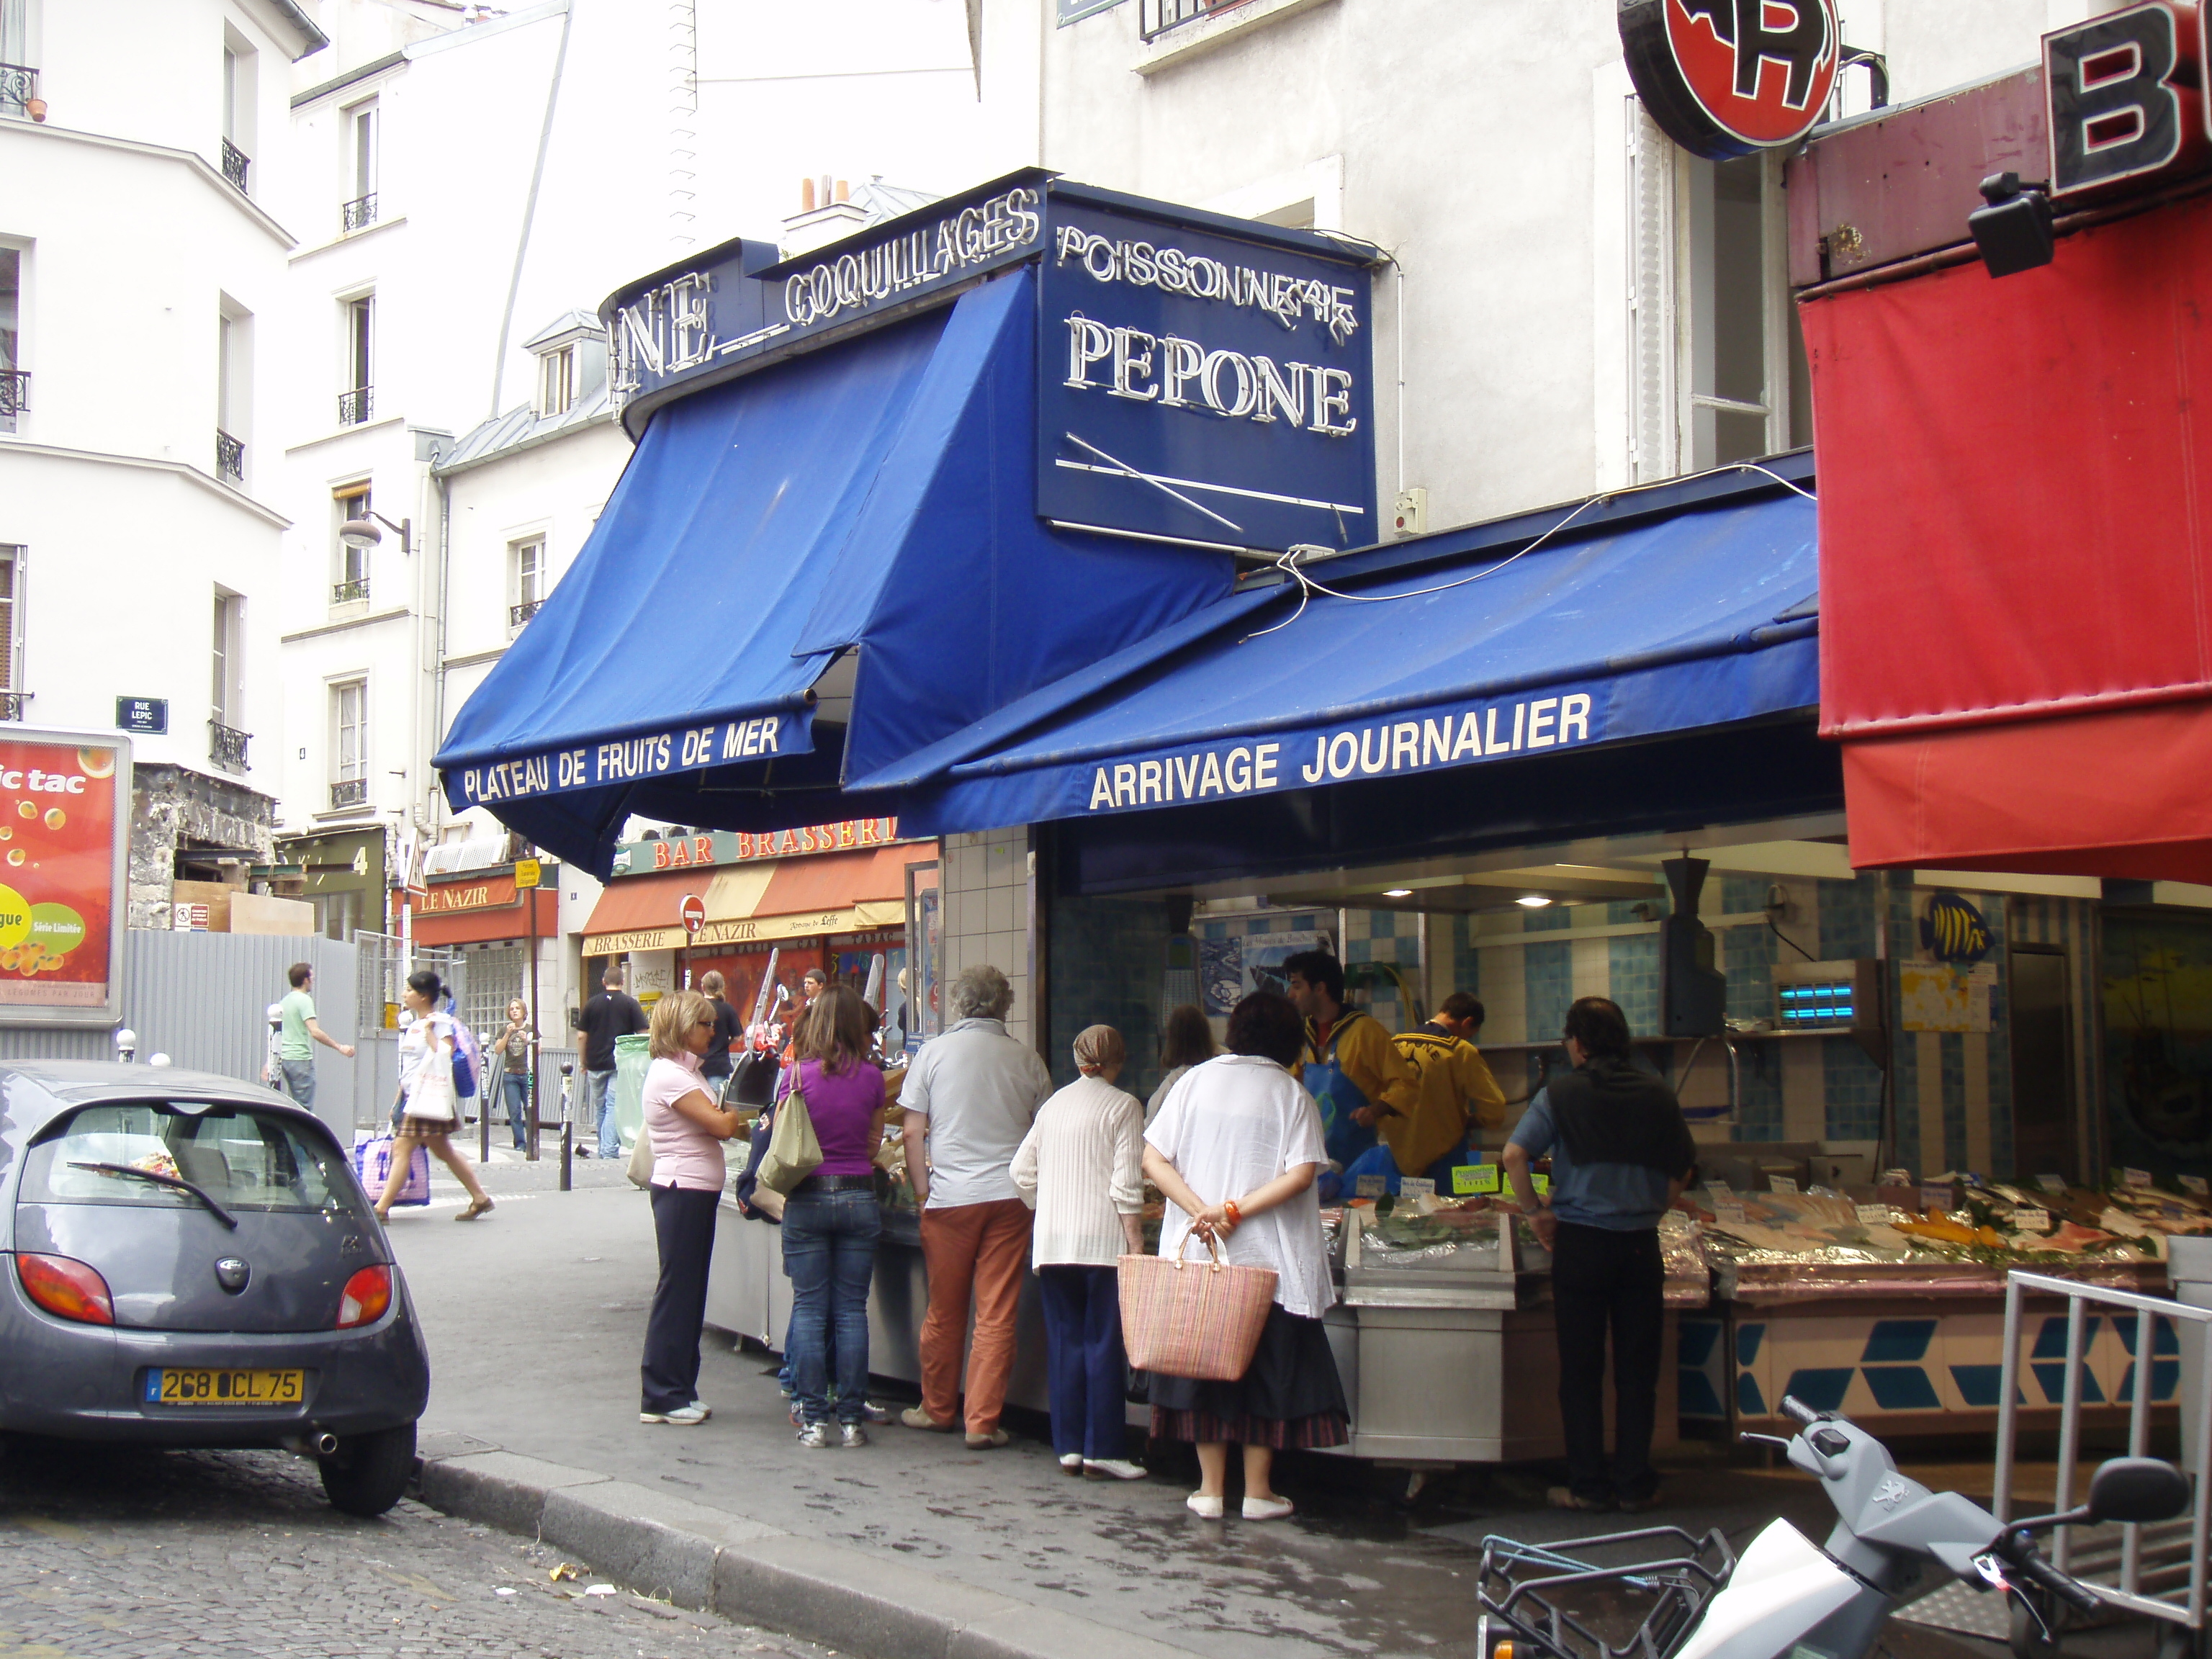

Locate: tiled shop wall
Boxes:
[940,830,1036,1048]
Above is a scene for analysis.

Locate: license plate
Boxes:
[144,1368,305,1406]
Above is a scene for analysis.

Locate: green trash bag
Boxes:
[613,1032,651,1153]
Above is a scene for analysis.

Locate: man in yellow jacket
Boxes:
[1388,992,1508,1180]
[1282,949,1418,1174]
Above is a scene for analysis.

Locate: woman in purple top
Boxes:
[779,984,889,1447]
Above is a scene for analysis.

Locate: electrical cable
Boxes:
[1768,913,1820,963]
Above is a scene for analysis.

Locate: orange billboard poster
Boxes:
[0,735,127,1021]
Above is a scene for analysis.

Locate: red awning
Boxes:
[580,843,935,952]
[1804,192,2212,880]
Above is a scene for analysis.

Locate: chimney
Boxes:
[835,179,850,203]
[800,176,817,212]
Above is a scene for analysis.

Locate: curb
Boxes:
[413,1449,1192,1659]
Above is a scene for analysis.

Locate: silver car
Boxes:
[0,1061,430,1514]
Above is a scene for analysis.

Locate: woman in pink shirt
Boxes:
[779,984,888,1448]
[638,989,744,1426]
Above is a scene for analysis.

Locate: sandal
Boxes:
[457,1197,495,1221]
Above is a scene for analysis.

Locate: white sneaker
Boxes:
[688,1401,711,1420]
[1059,1452,1084,1473]
[1084,1459,1147,1481]
[639,1404,708,1426]
[1241,1495,1295,1521]
[1185,1492,1224,1519]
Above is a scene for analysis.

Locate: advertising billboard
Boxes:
[0,732,130,1026]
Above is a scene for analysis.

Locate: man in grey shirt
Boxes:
[897,964,1053,1448]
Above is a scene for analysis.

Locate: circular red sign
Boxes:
[1665,0,1838,147]
[679,894,706,937]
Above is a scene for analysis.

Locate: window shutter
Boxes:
[1627,99,1677,483]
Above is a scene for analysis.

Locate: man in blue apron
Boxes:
[1282,950,1416,1190]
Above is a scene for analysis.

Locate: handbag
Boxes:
[626,1120,655,1189]
[754,1082,822,1195]
[726,1049,778,1109]
[1118,1228,1278,1382]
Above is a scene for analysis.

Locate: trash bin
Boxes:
[2171,1236,2212,1477]
[612,1033,650,1154]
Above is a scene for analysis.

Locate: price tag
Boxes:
[1881,1169,1915,1187]
[1704,1182,1735,1208]
[2125,1166,2154,1187]
[1768,1174,1799,1195]
[1713,1202,1748,1226]
[2013,1208,2051,1235]
[1855,1202,1893,1227]
[1454,1164,1501,1195]
[1532,1173,1550,1196]
[2180,1174,2209,1197]
[2036,1174,2069,1193]
[1399,1177,1437,1202]
[1355,1175,1388,1198]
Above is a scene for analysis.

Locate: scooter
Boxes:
[1475,1395,2194,1659]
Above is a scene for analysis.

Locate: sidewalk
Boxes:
[386,1174,1989,1659]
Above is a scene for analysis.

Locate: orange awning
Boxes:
[582,844,933,953]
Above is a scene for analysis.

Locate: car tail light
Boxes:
[336,1264,392,1329]
[17,1252,115,1326]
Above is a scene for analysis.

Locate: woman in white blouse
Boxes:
[1012,1025,1147,1480]
[1141,990,1347,1521]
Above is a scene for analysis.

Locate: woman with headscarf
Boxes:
[1010,1024,1147,1480]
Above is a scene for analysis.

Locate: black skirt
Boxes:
[1148,1303,1349,1449]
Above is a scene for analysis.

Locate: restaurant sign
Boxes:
[419,873,520,916]
[611,817,907,877]
[1619,0,1840,159]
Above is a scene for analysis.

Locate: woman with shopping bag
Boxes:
[374,970,496,1223]
[1137,989,1346,1521]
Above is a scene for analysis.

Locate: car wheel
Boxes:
[319,1421,416,1517]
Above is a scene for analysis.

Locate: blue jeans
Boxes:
[502,1072,531,1149]
[588,1067,619,1158]
[782,1186,881,1426]
[1038,1264,1127,1461]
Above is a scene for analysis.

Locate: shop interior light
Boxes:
[1382,888,1413,898]
[1516,894,1552,908]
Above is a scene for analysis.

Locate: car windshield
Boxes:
[20,1102,361,1217]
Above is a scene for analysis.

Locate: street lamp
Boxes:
[338,511,413,556]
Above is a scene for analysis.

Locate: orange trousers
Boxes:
[918,1197,1033,1434]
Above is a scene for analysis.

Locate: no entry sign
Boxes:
[679,893,706,939]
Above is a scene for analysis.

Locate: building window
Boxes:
[220,34,253,193]
[0,244,20,435]
[331,680,367,810]
[333,483,371,604]
[343,99,378,231]
[209,589,246,773]
[510,536,545,629]
[340,295,372,425]
[0,0,33,121]
[216,305,248,485]
[1626,102,1808,483]
[313,888,361,942]
[538,343,575,416]
[0,546,24,720]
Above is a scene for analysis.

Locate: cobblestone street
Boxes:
[0,1438,827,1659]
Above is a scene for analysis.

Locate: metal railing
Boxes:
[215,428,243,484]
[220,136,249,193]
[338,385,373,426]
[329,777,368,810]
[1,367,25,426]
[1995,1269,2212,1632]
[0,63,34,118]
[1140,0,1255,41]
[508,598,544,629]
[0,691,32,721]
[207,719,250,774]
[331,577,370,605]
[341,192,378,233]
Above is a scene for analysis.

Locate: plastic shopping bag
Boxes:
[352,1130,431,1208]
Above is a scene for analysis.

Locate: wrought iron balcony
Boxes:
[0,691,32,721]
[342,192,379,233]
[1139,0,1254,40]
[215,428,243,484]
[508,598,544,629]
[330,778,368,810]
[0,63,35,119]
[332,577,370,606]
[338,385,373,426]
[220,137,250,193]
[1,368,25,428]
[208,719,250,774]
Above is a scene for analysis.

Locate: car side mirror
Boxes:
[2087,1457,2191,1524]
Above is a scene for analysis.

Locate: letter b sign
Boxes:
[2046,1,2210,197]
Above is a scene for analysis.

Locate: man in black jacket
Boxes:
[579,962,647,1158]
[1502,997,1696,1514]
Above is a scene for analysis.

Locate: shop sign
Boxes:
[1619,0,1840,159]
[606,175,1046,423]
[611,818,905,876]
[0,732,128,1026]
[419,874,518,916]
[2045,3,2212,197]
[1038,200,1375,552]
[448,708,811,809]
[513,858,541,889]
[1064,689,1597,819]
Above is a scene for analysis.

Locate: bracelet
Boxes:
[1223,1200,1242,1227]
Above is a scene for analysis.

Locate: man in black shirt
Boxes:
[579,962,647,1158]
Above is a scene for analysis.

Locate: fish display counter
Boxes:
[1678,1177,2208,1439]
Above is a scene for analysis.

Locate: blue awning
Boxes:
[436,265,1233,876]
[874,462,1822,836]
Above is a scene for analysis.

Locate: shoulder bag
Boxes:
[755,1078,822,1195]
